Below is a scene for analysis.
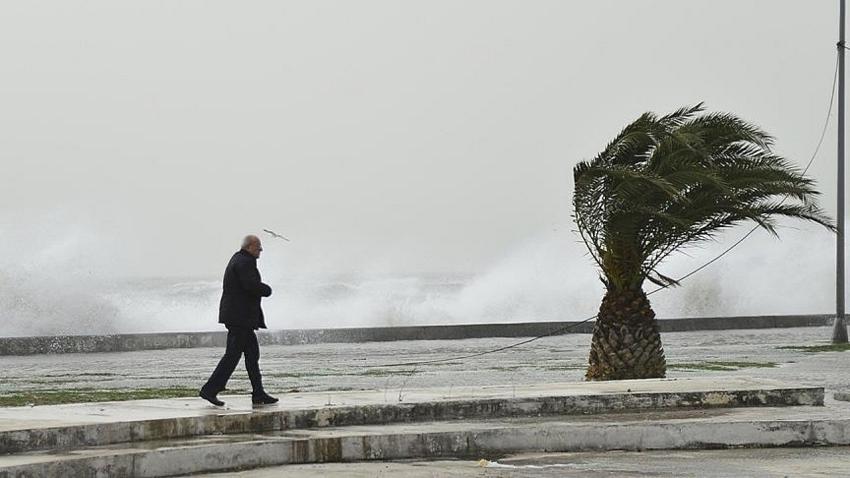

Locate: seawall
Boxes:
[0,314,833,356]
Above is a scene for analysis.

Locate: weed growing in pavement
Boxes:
[779,343,850,353]
[0,387,218,407]
[669,361,778,372]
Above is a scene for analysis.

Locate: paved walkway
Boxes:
[2,326,850,476]
[2,326,848,398]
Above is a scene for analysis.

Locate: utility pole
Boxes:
[834,0,849,343]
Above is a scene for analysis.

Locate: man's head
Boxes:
[241,235,263,258]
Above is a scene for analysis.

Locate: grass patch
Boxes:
[671,363,736,372]
[778,343,850,353]
[264,372,313,379]
[669,361,777,372]
[0,387,202,407]
[542,365,587,371]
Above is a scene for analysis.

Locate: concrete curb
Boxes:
[2,415,849,477]
[0,385,824,455]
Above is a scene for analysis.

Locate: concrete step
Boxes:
[0,378,822,454]
[1,404,849,478]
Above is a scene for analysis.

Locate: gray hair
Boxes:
[241,235,260,249]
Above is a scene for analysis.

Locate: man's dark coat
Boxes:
[219,250,272,329]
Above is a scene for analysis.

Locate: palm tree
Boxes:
[573,104,834,381]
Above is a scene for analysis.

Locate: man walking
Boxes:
[200,235,278,407]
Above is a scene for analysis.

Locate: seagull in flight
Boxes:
[263,228,290,242]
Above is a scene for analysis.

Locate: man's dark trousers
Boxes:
[203,326,263,396]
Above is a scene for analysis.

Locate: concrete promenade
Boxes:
[0,378,841,477]
[2,326,850,476]
[2,326,848,400]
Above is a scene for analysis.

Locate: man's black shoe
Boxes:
[251,393,279,406]
[199,388,225,407]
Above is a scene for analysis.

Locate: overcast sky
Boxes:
[0,1,841,288]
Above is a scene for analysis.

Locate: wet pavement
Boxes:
[190,447,850,477]
[2,325,850,477]
[1,326,849,399]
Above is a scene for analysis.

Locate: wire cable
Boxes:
[649,51,839,292]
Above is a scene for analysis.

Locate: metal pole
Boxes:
[834,0,849,343]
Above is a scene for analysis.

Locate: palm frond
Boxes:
[573,104,834,292]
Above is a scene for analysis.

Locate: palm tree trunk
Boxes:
[585,288,666,380]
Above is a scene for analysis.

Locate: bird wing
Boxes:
[263,228,290,241]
